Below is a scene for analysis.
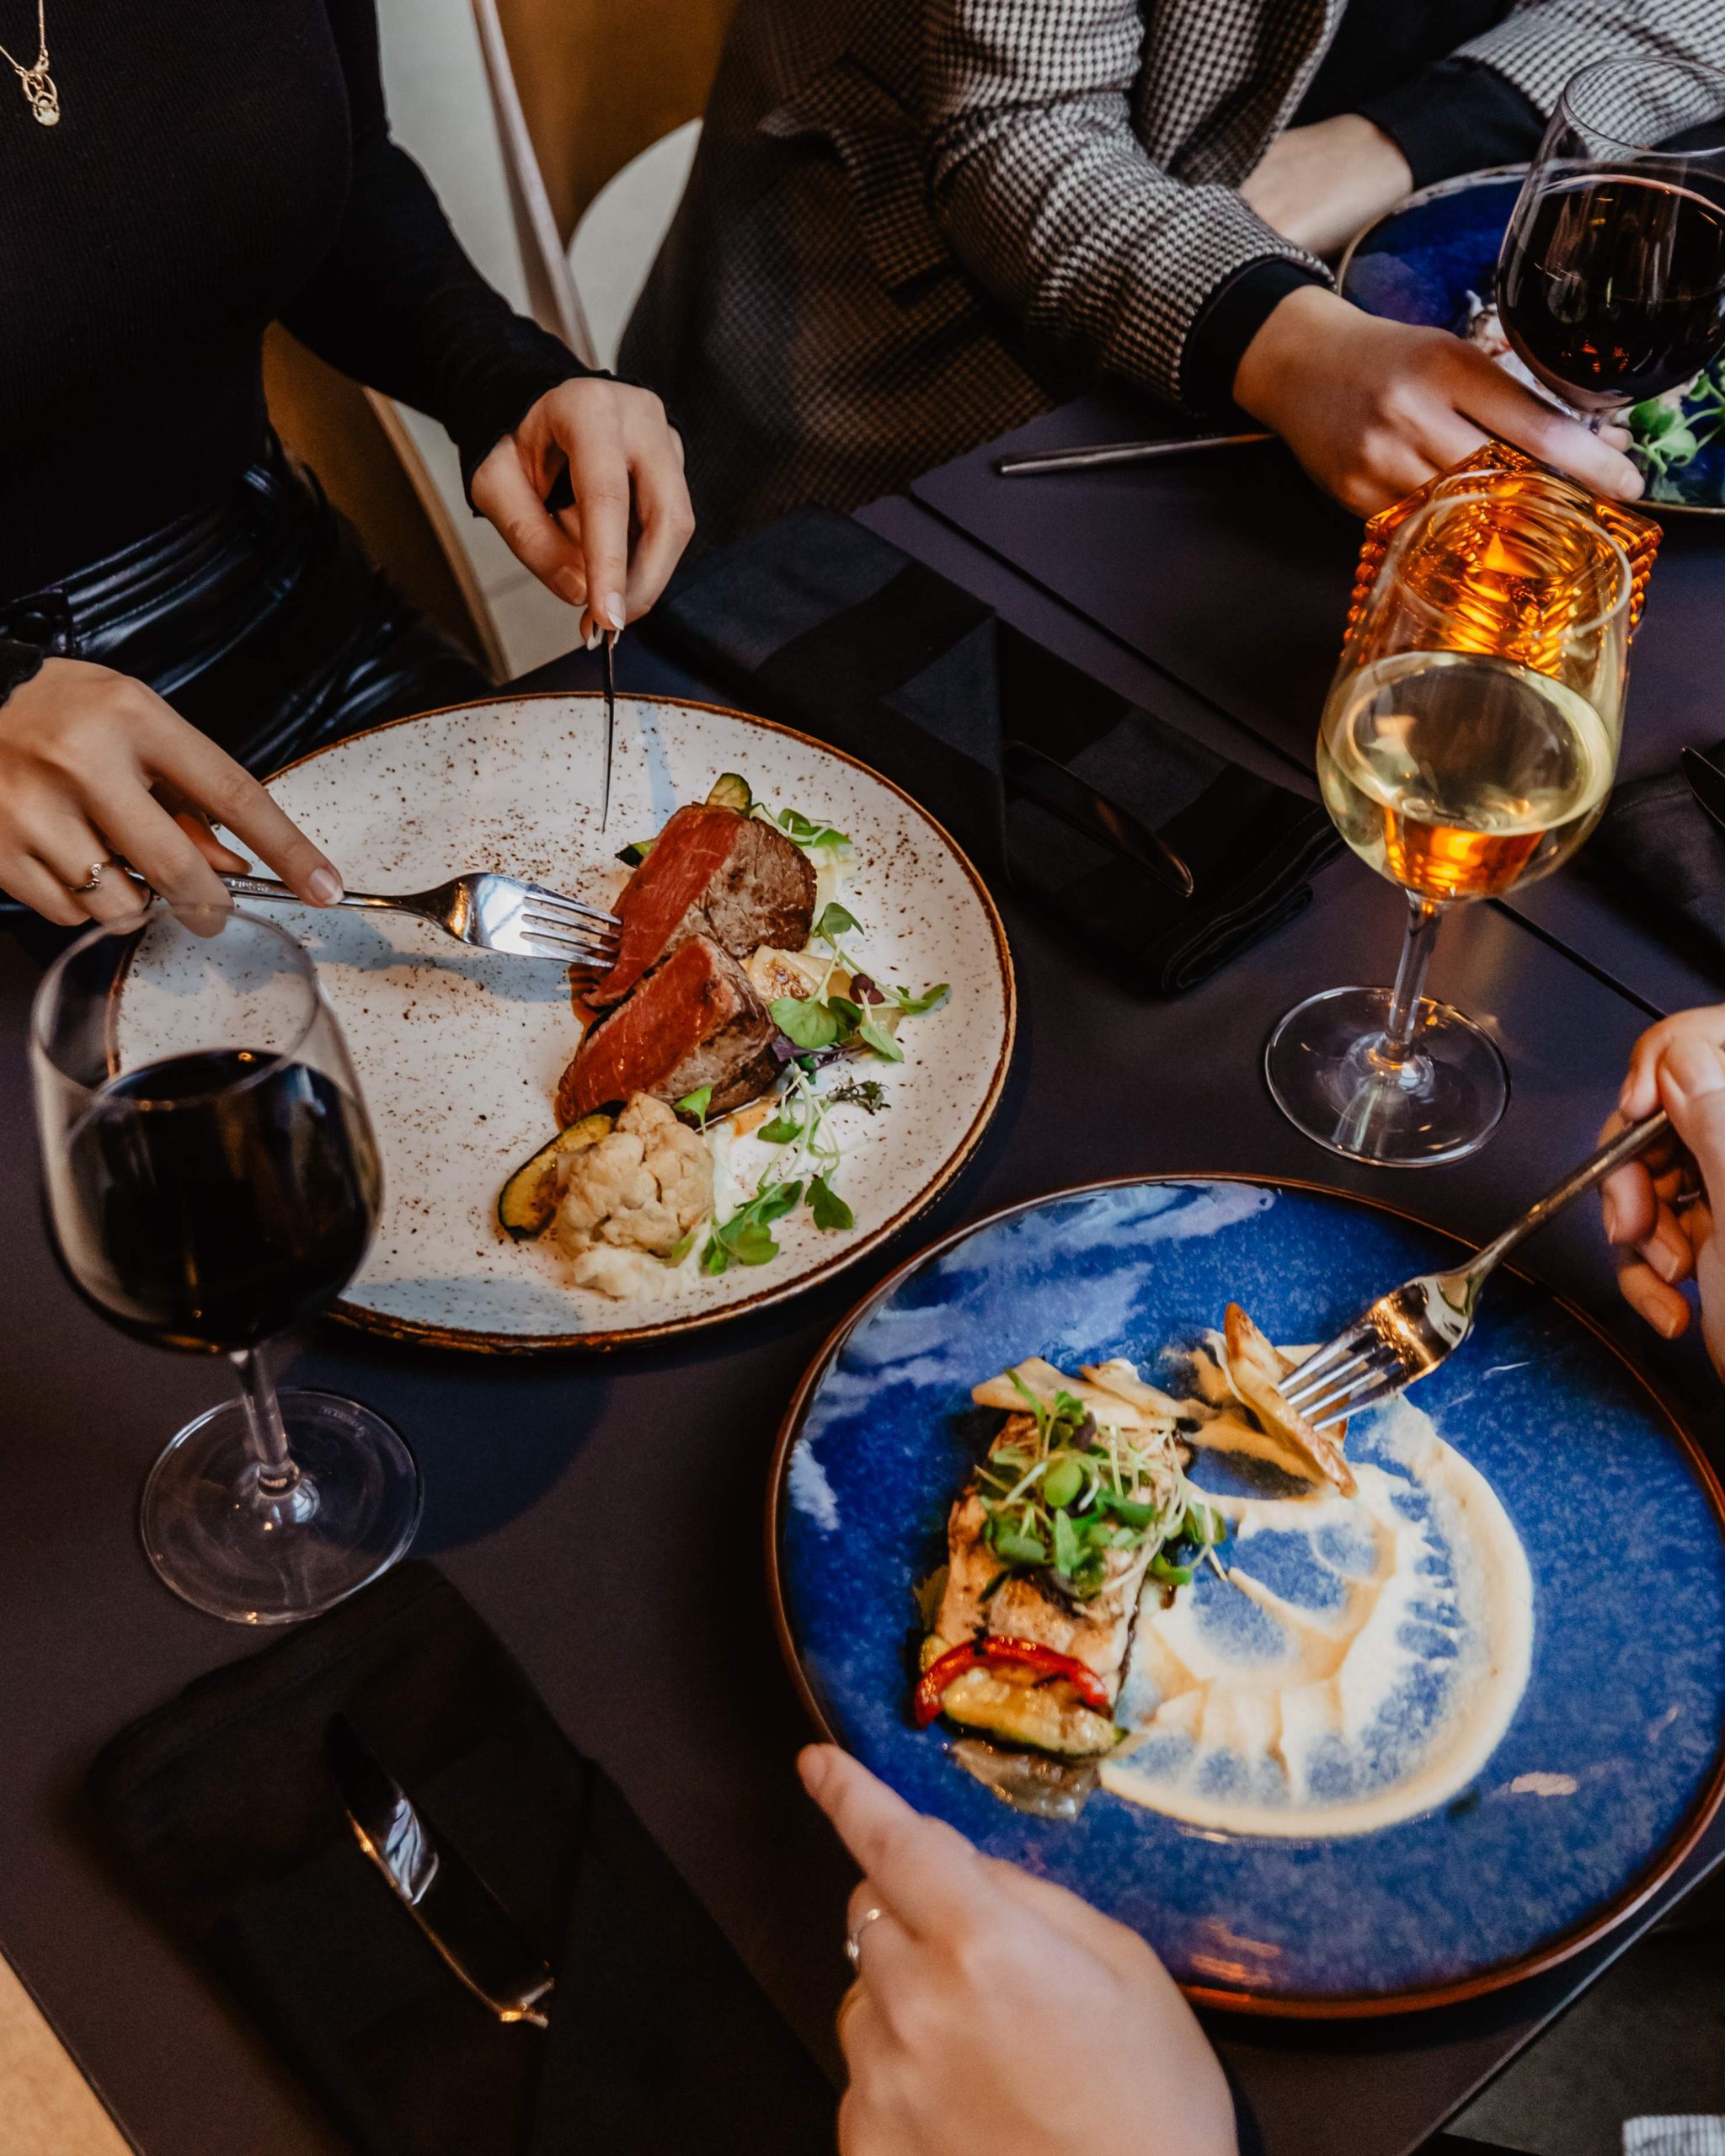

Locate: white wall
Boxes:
[377,0,584,674]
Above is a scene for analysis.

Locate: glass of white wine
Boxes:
[1265,485,1632,1165]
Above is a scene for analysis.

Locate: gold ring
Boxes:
[68,859,109,894]
[845,1905,884,1969]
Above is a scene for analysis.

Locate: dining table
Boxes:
[3,398,1724,2156]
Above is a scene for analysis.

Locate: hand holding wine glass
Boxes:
[31,905,419,1623]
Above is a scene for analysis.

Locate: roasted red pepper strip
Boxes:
[913,1635,1111,1726]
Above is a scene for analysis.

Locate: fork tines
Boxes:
[517,911,619,966]
[521,883,619,930]
[1280,1327,1406,1431]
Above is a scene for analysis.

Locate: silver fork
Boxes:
[1280,1110,1673,1431]
[129,869,620,968]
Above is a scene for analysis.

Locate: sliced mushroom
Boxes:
[1222,1305,1355,1496]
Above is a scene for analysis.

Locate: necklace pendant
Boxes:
[23,67,57,124]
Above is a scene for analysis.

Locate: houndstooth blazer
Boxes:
[622,0,1725,539]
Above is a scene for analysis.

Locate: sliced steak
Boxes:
[590,803,817,1007]
[558,935,780,1122]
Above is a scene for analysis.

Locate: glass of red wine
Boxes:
[1497,57,1725,428]
[30,903,420,1625]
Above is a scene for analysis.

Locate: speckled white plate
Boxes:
[174,694,1013,1350]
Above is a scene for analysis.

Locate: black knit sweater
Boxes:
[0,0,585,600]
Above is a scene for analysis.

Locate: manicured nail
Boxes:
[1655,1304,1685,1340]
[1665,1040,1725,1102]
[308,866,344,905]
[605,592,627,632]
[1602,1193,1619,1241]
[584,622,601,651]
[1649,1235,1687,1284]
[557,568,585,606]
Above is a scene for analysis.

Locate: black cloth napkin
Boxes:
[647,509,1340,994]
[87,1561,833,2156]
[1591,748,1725,982]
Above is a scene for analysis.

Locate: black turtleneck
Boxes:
[0,0,585,597]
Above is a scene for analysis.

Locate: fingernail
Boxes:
[1602,1193,1619,1241]
[605,593,627,632]
[308,866,344,905]
[1650,1236,1687,1284]
[798,1746,830,1796]
[583,622,601,651]
[1665,1039,1725,1102]
[556,569,585,606]
[1656,1304,1686,1340]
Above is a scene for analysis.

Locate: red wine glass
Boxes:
[1497,56,1725,427]
[30,903,420,1624]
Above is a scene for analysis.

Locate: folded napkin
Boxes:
[1590,754,1725,981]
[87,1561,831,2156]
[648,510,1340,994]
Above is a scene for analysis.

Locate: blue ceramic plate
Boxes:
[771,1177,1725,2015]
[1339,169,1725,515]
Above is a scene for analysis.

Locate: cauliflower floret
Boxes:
[553,1093,713,1281]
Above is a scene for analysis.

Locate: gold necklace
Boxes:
[0,0,57,125]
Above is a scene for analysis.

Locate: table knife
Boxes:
[1681,746,1725,837]
[1004,739,1195,897]
[994,431,1273,477]
[326,1715,554,2027]
[600,630,617,833]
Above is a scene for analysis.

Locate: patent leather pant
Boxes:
[0,434,489,779]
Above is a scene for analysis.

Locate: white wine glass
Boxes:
[1265,486,1632,1166]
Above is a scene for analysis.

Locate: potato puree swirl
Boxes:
[1101,1395,1534,1838]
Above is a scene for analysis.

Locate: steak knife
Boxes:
[600,630,617,834]
[1004,739,1196,897]
[326,1716,554,2027]
[1682,746,1725,837]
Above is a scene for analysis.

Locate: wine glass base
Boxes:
[1265,985,1509,1166]
[141,1390,421,1625]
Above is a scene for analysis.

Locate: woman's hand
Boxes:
[800,1744,1237,2156]
[1600,1008,1725,1378]
[1240,114,1413,259]
[471,376,695,643]
[1233,286,1643,517]
[0,659,342,926]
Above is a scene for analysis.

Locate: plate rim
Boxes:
[764,1167,1725,2019]
[1337,163,1724,519]
[264,689,1018,1354]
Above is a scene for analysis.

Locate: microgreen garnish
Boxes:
[675,1084,713,1128]
[828,1079,889,1113]
[976,1373,1223,1603]
[772,805,852,851]
[701,1180,803,1273]
[809,1173,854,1231]
[1632,362,1725,487]
[663,1225,700,1267]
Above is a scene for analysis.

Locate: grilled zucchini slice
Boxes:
[497,1113,613,1240]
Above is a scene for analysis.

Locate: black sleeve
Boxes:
[1358,56,1547,191]
[1179,256,1329,414]
[280,0,592,491]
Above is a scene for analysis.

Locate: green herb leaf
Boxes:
[756,1110,804,1146]
[991,1528,1049,1566]
[809,1173,855,1231]
[752,1178,804,1223]
[775,807,851,850]
[890,982,950,1017]
[1042,1454,1085,1511]
[663,1225,700,1266]
[700,1235,730,1276]
[1103,1493,1156,1529]
[814,901,860,944]
[675,1084,713,1123]
[857,1019,905,1062]
[827,1078,888,1113]
[1149,1554,1194,1588]
[770,995,846,1051]
[1052,1507,1083,1578]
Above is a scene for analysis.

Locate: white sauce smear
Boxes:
[1101,1396,1534,1837]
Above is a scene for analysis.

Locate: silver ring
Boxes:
[845,1905,884,1968]
[68,859,109,894]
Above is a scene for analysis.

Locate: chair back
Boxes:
[472,0,735,358]
[262,326,505,683]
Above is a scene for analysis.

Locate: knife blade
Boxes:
[994,431,1272,476]
[600,632,617,834]
[1682,746,1725,837]
[326,1715,553,2027]
[1003,739,1196,898]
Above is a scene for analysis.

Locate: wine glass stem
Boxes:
[231,1348,304,1503]
[1377,894,1445,1069]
